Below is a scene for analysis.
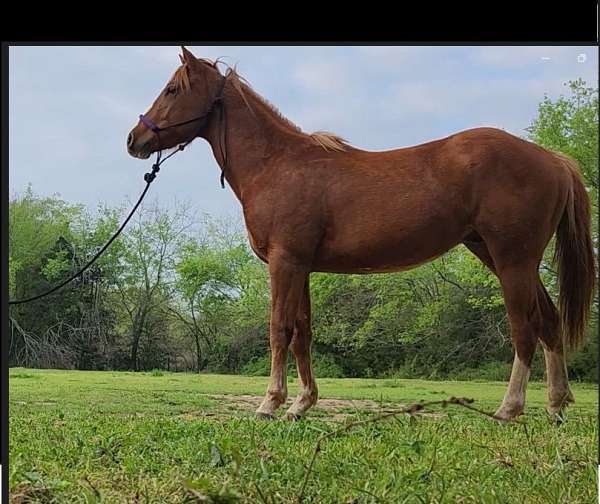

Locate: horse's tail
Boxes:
[553,152,596,351]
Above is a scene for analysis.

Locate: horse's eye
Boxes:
[165,85,177,96]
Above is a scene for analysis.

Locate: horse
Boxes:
[127,47,595,421]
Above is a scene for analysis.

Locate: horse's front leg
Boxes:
[285,280,318,420]
[256,254,308,419]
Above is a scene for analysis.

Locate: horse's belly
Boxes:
[313,219,465,274]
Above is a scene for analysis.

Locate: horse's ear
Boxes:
[180,46,197,63]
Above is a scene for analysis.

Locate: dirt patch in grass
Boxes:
[178,394,445,421]
[11,483,55,504]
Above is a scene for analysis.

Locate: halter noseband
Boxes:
[138,76,228,188]
[139,114,161,133]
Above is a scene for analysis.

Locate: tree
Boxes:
[174,217,269,372]
[8,189,123,368]
[115,200,194,371]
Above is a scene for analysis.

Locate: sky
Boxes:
[9,45,598,221]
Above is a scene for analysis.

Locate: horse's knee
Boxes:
[290,320,311,353]
[270,323,294,349]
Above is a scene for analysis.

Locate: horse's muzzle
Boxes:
[126,128,154,159]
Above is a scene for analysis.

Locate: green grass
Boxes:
[9,368,598,503]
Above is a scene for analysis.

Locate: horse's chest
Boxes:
[246,228,269,262]
[242,205,271,263]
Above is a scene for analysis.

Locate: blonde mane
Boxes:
[182,57,351,152]
[170,64,191,93]
[309,131,349,152]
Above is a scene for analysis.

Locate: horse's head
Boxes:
[127,46,223,159]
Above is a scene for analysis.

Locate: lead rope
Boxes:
[217,96,228,189]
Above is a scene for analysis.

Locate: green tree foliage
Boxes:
[174,218,270,373]
[8,189,120,368]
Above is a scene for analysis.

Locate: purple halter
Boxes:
[139,114,161,133]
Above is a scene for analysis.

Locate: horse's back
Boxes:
[310,127,570,272]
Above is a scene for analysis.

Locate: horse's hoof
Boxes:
[493,406,523,423]
[546,408,567,425]
[255,411,276,421]
[284,412,302,422]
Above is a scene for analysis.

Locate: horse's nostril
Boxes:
[127,133,134,148]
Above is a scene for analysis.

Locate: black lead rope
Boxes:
[214,97,227,189]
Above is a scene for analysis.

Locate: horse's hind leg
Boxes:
[463,232,498,274]
[465,235,574,418]
[492,262,541,420]
[464,234,538,419]
[536,281,574,417]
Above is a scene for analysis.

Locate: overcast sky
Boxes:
[9,45,598,221]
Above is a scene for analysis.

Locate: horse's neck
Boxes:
[201,83,307,201]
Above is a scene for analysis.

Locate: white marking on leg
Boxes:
[286,331,318,419]
[256,348,288,417]
[286,368,318,419]
[495,354,530,420]
[543,343,574,414]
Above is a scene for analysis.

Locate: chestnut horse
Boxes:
[127,47,595,421]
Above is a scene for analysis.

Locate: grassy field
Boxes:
[8,368,598,503]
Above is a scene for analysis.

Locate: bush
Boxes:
[568,327,598,382]
[240,356,271,376]
[312,353,345,378]
[449,361,512,382]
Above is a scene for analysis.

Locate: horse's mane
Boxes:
[171,65,191,93]
[177,57,351,152]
